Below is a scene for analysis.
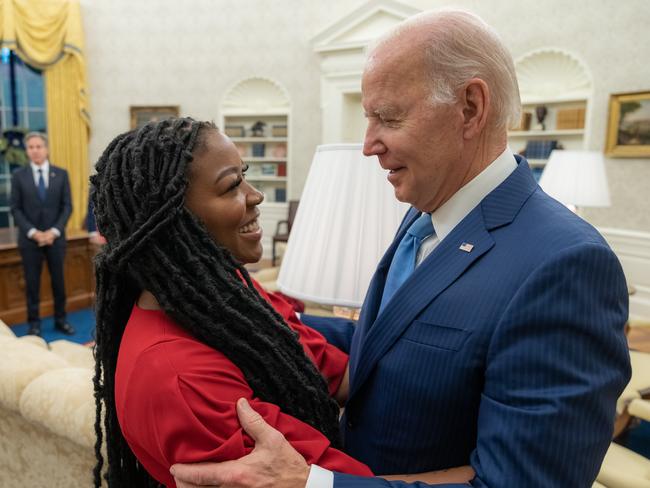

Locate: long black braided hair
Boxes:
[91,118,342,487]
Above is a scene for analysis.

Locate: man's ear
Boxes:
[461,78,490,139]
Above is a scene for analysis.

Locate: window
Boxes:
[0,48,46,228]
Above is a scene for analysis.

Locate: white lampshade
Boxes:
[277,144,409,308]
[539,150,611,207]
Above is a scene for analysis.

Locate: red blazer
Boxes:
[114,279,372,487]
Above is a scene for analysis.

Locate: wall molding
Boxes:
[599,227,650,320]
[312,0,419,143]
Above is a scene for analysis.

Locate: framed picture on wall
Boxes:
[606,91,650,157]
[130,106,180,129]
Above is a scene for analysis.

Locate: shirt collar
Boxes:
[30,160,50,174]
[431,148,517,242]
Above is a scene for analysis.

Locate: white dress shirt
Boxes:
[31,160,50,188]
[305,148,517,488]
[26,160,61,239]
[416,148,517,265]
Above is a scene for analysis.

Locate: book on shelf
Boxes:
[275,188,287,202]
[524,140,558,160]
[225,125,245,137]
[261,163,276,176]
[271,143,287,158]
[511,112,532,131]
[271,124,287,137]
[277,162,286,176]
[252,143,266,157]
[556,108,585,130]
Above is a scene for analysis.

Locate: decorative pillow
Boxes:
[20,368,95,448]
[0,339,69,412]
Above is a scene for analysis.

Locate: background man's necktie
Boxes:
[37,168,46,201]
[379,212,434,312]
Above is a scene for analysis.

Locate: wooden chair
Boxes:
[272,200,299,266]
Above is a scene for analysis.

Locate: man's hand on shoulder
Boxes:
[171,398,310,488]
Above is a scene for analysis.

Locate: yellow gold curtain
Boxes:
[0,0,90,231]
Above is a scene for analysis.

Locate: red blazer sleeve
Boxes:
[253,279,349,395]
[119,336,371,487]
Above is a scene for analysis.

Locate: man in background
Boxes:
[172,8,630,488]
[10,132,74,336]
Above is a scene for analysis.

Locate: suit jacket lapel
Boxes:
[24,166,39,196]
[348,157,538,399]
[46,167,59,201]
[24,165,56,201]
[349,208,494,397]
[348,208,419,377]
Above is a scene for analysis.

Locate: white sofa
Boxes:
[0,320,99,488]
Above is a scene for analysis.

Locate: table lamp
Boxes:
[277,144,409,309]
[538,150,611,214]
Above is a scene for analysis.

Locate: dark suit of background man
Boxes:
[10,132,74,336]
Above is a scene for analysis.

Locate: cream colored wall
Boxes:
[82,0,650,231]
[406,0,650,231]
[81,0,368,200]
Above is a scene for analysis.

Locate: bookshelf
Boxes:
[223,114,290,204]
[510,48,593,175]
[220,77,292,259]
[508,98,588,168]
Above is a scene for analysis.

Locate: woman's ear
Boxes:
[461,78,490,139]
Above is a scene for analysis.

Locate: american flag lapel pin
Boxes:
[459,242,474,253]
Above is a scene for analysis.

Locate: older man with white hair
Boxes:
[171,9,630,488]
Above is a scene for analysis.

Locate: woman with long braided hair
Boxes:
[91,118,372,487]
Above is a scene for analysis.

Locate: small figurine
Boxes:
[250,121,266,137]
[534,105,548,131]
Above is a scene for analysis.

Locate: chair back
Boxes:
[287,200,299,232]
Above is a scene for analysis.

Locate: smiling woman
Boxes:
[184,131,264,264]
[89,118,372,487]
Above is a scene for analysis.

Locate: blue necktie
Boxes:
[37,169,46,201]
[379,212,434,312]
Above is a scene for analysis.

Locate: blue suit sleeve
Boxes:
[467,242,630,487]
[299,314,356,354]
[334,473,468,487]
[331,242,630,488]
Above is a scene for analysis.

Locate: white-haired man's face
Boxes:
[361,44,470,213]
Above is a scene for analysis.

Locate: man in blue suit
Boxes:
[10,132,74,336]
[172,9,630,488]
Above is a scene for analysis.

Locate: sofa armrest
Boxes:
[19,368,96,448]
[627,398,650,421]
[0,319,15,338]
[50,340,95,369]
